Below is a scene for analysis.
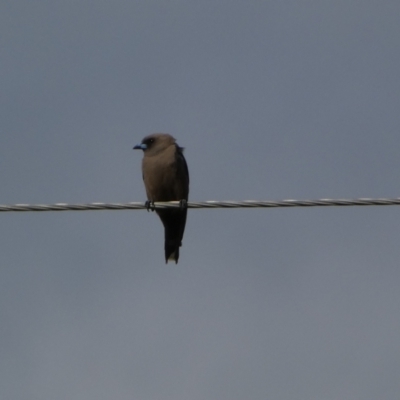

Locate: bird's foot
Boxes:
[179,199,188,210]
[145,200,155,212]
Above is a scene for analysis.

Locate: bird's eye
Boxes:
[148,139,155,144]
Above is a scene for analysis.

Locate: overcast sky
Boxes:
[1,1,400,399]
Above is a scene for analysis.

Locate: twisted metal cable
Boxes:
[1,197,400,212]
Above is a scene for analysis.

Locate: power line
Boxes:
[1,197,400,212]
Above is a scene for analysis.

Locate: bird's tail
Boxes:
[166,245,180,264]
[157,208,187,264]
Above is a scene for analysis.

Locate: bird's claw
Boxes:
[145,200,155,212]
[179,199,188,210]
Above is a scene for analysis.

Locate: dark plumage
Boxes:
[133,133,189,263]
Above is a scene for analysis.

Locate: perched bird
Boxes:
[133,133,189,263]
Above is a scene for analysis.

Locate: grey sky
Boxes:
[1,1,400,399]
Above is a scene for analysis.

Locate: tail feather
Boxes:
[157,208,187,264]
[166,246,180,264]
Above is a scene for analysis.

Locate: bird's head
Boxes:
[133,133,176,156]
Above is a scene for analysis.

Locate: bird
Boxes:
[133,133,189,264]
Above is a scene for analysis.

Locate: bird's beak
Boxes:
[133,143,147,150]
